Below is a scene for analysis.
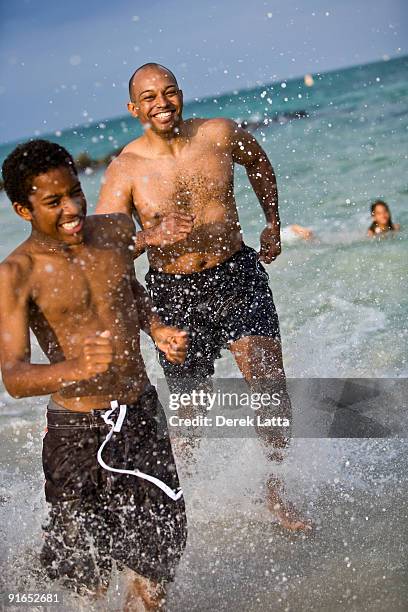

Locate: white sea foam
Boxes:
[0,56,407,608]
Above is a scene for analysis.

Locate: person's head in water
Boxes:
[368,200,396,235]
[2,139,86,246]
[127,63,183,136]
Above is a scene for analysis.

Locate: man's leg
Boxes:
[157,320,219,475]
[229,335,312,531]
[146,268,215,469]
[164,367,215,476]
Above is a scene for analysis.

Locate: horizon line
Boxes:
[0,52,406,149]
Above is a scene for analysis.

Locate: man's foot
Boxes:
[124,571,166,611]
[266,477,313,532]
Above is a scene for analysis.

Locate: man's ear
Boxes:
[127,101,139,118]
[13,202,33,221]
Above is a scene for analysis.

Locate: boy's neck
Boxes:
[30,227,83,254]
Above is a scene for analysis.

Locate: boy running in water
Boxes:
[0,140,188,609]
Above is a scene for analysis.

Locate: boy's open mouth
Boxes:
[59,216,84,235]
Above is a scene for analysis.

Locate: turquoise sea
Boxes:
[0,56,407,610]
[1,55,407,377]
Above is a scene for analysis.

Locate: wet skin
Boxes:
[0,167,187,411]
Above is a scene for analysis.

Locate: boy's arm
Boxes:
[130,273,162,337]
[130,274,187,365]
[0,259,112,398]
[108,213,187,364]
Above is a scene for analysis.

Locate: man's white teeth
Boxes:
[155,111,172,119]
[62,219,80,230]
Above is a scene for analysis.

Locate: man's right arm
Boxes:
[96,156,134,217]
[96,155,151,256]
[0,259,113,398]
[96,157,194,257]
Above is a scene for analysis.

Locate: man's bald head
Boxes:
[127,63,183,135]
[128,63,178,101]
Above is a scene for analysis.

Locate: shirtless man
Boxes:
[0,140,188,609]
[96,63,310,531]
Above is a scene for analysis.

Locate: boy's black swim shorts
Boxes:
[40,386,187,592]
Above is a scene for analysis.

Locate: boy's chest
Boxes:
[30,250,133,319]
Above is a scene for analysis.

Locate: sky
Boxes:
[0,0,407,143]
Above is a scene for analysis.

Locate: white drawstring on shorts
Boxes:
[96,400,183,501]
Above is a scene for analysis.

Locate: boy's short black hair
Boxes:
[2,139,77,207]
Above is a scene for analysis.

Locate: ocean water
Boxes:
[0,56,407,611]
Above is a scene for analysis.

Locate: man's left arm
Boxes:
[230,122,281,263]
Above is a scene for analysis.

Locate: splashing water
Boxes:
[0,56,407,609]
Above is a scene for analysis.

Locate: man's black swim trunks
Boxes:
[145,244,280,382]
[40,386,187,593]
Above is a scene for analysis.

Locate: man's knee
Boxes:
[230,334,285,379]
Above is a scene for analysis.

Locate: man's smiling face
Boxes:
[20,166,87,245]
[128,66,183,135]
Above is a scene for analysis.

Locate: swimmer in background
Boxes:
[367,200,400,237]
[281,224,314,243]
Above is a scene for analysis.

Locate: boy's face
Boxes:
[16,166,87,245]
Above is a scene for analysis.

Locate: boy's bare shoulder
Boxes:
[0,243,34,290]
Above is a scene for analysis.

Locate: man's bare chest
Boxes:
[132,150,234,219]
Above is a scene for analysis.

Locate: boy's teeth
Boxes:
[156,111,172,118]
[62,220,80,229]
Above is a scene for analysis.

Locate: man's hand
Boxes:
[143,213,195,247]
[70,330,114,380]
[259,226,281,263]
[151,325,188,364]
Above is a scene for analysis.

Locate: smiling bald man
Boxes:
[96,63,311,531]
